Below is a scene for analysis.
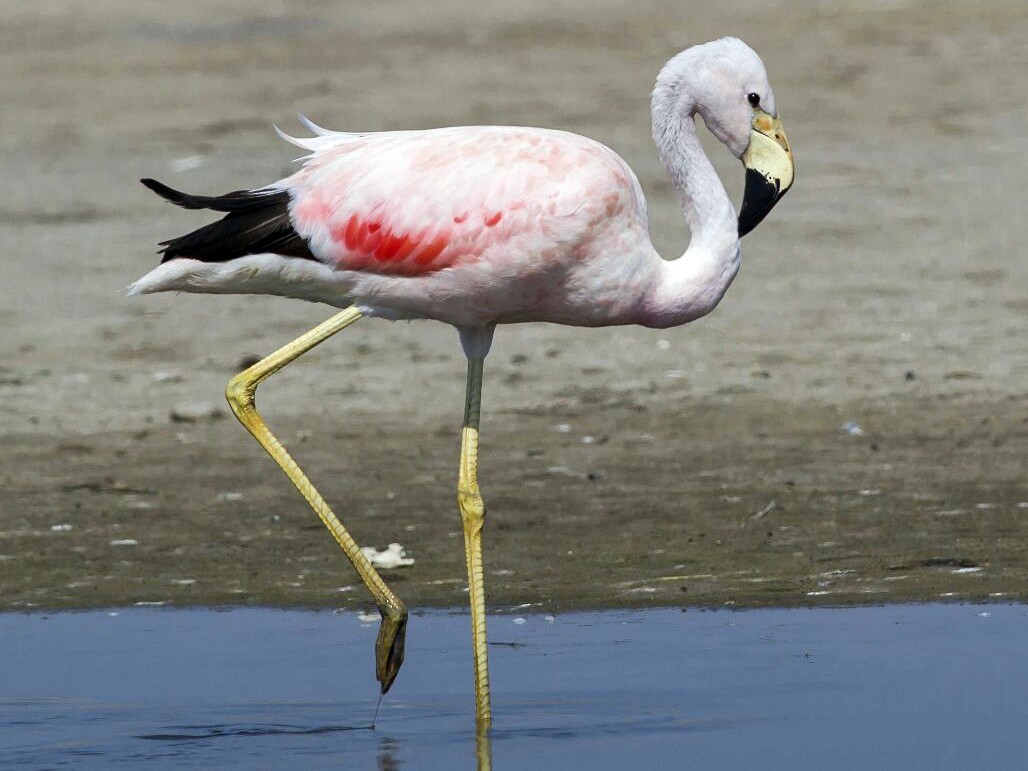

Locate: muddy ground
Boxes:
[1,0,1026,612]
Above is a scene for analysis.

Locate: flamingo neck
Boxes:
[642,97,741,329]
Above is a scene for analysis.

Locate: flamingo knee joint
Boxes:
[225,374,257,416]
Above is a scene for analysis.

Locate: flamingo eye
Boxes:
[747,92,761,107]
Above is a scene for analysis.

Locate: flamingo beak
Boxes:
[738,111,794,237]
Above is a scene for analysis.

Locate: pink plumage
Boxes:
[285,126,645,281]
[136,123,663,329]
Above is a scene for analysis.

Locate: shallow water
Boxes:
[2,605,1026,769]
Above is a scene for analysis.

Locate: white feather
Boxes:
[272,124,315,153]
[127,255,353,306]
[297,113,339,137]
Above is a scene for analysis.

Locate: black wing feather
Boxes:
[142,178,316,264]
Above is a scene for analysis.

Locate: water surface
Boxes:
[2,605,1026,769]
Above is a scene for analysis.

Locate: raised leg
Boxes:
[224,306,407,693]
[458,354,491,732]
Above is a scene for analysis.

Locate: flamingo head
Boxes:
[653,37,794,236]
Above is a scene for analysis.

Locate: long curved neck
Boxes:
[642,95,741,328]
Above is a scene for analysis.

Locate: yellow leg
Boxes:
[458,355,491,733]
[224,306,407,693]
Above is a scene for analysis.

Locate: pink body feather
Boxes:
[286,127,640,274]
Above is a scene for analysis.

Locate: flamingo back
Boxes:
[278,125,644,277]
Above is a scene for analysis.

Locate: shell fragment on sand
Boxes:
[360,543,414,569]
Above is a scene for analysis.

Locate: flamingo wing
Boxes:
[280,125,633,276]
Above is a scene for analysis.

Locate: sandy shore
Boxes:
[2,0,1026,610]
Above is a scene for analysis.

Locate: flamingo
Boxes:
[131,36,793,733]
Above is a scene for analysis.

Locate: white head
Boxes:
[654,37,775,157]
[652,38,794,236]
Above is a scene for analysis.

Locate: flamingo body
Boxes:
[134,125,663,328]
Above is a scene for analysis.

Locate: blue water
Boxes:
[2,605,1026,769]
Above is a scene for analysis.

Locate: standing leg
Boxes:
[458,353,491,732]
[225,306,407,693]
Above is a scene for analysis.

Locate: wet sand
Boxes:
[1,0,1027,611]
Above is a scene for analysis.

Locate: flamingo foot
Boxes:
[375,606,408,694]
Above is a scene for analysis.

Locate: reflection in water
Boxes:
[476,733,493,771]
[378,735,400,771]
[376,730,491,770]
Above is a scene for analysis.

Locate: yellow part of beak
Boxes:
[744,111,794,191]
[738,111,795,237]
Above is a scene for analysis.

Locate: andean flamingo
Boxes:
[131,36,794,732]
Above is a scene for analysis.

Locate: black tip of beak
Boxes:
[738,168,786,238]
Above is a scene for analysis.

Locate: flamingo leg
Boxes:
[224,306,408,694]
[457,355,491,732]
